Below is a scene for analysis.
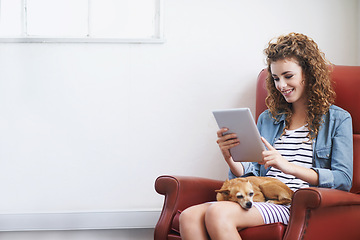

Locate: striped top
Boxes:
[265,125,313,191]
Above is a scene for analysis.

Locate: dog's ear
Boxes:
[245,179,254,187]
[215,189,230,194]
[216,189,230,201]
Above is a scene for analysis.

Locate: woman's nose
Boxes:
[278,78,287,89]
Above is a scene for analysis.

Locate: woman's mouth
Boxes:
[282,88,294,96]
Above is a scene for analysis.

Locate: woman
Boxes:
[179,33,353,240]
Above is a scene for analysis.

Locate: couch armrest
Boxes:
[154,175,223,240]
[284,187,360,240]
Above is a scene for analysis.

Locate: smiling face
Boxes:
[270,58,307,107]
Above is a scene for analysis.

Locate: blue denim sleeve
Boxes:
[312,111,353,191]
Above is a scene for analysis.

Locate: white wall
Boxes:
[0,0,358,239]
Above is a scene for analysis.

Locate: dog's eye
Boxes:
[249,192,254,197]
[237,195,244,199]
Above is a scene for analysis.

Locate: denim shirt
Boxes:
[229,105,353,191]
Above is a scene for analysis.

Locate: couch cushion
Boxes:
[239,222,287,240]
[171,210,181,234]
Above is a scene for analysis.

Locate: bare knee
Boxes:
[204,202,246,240]
[179,207,194,227]
[205,202,264,239]
[179,204,209,239]
[205,202,235,231]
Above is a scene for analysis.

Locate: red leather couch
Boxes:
[154,65,360,240]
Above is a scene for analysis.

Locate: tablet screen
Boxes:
[212,108,265,162]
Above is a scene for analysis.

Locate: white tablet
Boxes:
[212,108,265,162]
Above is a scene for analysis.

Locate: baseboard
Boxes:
[0,210,161,232]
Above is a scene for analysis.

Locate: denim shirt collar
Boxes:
[274,114,286,125]
[269,111,287,125]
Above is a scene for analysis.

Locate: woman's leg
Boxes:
[179,202,212,240]
[205,201,264,240]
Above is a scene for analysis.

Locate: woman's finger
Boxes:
[217,128,228,137]
[219,138,240,147]
[261,137,275,150]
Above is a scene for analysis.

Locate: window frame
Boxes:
[0,0,164,44]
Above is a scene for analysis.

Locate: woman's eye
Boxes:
[273,77,279,81]
[285,75,293,79]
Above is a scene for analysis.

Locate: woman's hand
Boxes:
[261,137,294,174]
[216,128,244,176]
[216,128,240,161]
[261,137,319,185]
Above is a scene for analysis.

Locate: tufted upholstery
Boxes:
[155,65,360,240]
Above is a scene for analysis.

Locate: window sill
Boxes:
[0,37,165,44]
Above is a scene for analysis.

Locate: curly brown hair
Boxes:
[263,33,335,140]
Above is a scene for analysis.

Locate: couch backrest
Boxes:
[255,65,360,194]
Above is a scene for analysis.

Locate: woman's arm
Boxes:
[312,113,353,191]
[261,137,319,185]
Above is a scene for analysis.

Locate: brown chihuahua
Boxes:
[216,176,294,210]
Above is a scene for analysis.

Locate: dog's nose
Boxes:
[246,202,252,208]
